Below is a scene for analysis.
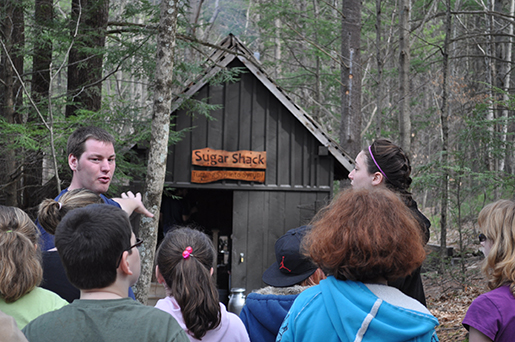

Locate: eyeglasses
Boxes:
[478,233,487,243]
[116,237,143,268]
[129,237,144,250]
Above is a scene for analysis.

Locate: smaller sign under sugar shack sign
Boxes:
[191,170,265,184]
[192,148,266,169]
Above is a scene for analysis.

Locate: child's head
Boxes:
[156,228,220,339]
[0,205,42,303]
[38,188,103,235]
[55,204,135,290]
[478,199,515,290]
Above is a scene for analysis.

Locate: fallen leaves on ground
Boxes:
[422,261,486,342]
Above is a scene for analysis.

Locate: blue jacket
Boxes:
[240,286,306,342]
[277,277,439,342]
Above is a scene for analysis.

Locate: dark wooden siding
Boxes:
[168,59,333,191]
[232,190,330,291]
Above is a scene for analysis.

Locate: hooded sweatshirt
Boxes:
[155,296,250,342]
[277,277,439,342]
[240,285,308,342]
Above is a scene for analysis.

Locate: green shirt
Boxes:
[0,287,68,329]
[22,297,189,342]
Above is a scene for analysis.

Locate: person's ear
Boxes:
[155,266,166,284]
[371,172,384,186]
[210,267,214,276]
[68,154,78,171]
[119,251,133,276]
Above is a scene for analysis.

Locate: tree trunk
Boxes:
[500,0,514,173]
[25,0,53,209]
[0,0,24,206]
[134,0,178,304]
[339,0,362,159]
[375,0,383,138]
[398,0,411,152]
[439,0,452,270]
[65,0,109,116]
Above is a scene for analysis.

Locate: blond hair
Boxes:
[478,199,515,296]
[0,206,42,303]
[38,188,103,235]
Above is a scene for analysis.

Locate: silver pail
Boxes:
[228,288,246,316]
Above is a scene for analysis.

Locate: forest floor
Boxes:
[423,255,486,342]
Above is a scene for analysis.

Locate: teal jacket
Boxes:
[277,277,439,342]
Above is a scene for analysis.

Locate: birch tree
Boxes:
[134,0,178,304]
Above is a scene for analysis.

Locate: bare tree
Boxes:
[340,0,362,158]
[65,0,109,116]
[0,0,24,206]
[439,0,452,268]
[398,0,411,152]
[134,0,178,304]
[375,0,383,138]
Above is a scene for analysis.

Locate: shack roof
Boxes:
[172,34,354,175]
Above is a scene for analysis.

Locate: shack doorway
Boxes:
[160,188,234,305]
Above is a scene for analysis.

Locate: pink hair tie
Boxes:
[182,246,193,259]
[368,145,388,180]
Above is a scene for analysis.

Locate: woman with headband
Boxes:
[155,228,250,342]
[348,138,430,305]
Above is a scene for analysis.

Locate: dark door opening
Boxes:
[159,188,234,306]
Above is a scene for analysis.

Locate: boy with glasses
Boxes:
[23,204,188,342]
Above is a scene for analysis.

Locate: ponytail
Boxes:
[156,228,221,339]
[38,189,103,235]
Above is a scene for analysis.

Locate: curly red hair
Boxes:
[304,188,426,283]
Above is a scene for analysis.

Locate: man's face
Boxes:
[68,138,116,194]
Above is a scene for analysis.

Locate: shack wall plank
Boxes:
[239,71,253,151]
[224,78,240,151]
[207,84,224,149]
[245,191,267,292]
[232,191,249,289]
[265,94,279,185]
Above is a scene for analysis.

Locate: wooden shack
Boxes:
[162,34,354,295]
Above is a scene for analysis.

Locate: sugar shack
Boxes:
[148,35,354,297]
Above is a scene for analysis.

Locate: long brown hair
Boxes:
[0,206,43,303]
[156,228,221,339]
[305,188,426,283]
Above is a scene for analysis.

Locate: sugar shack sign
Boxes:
[192,148,266,169]
[191,148,266,184]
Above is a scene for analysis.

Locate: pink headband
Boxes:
[368,145,388,180]
[182,246,193,259]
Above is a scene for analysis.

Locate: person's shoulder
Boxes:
[130,301,182,322]
[288,283,322,309]
[21,304,67,336]
[100,194,121,208]
[473,285,514,307]
[19,287,68,309]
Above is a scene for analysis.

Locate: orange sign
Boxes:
[192,148,266,169]
[191,170,265,184]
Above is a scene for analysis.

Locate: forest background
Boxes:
[1,0,514,335]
